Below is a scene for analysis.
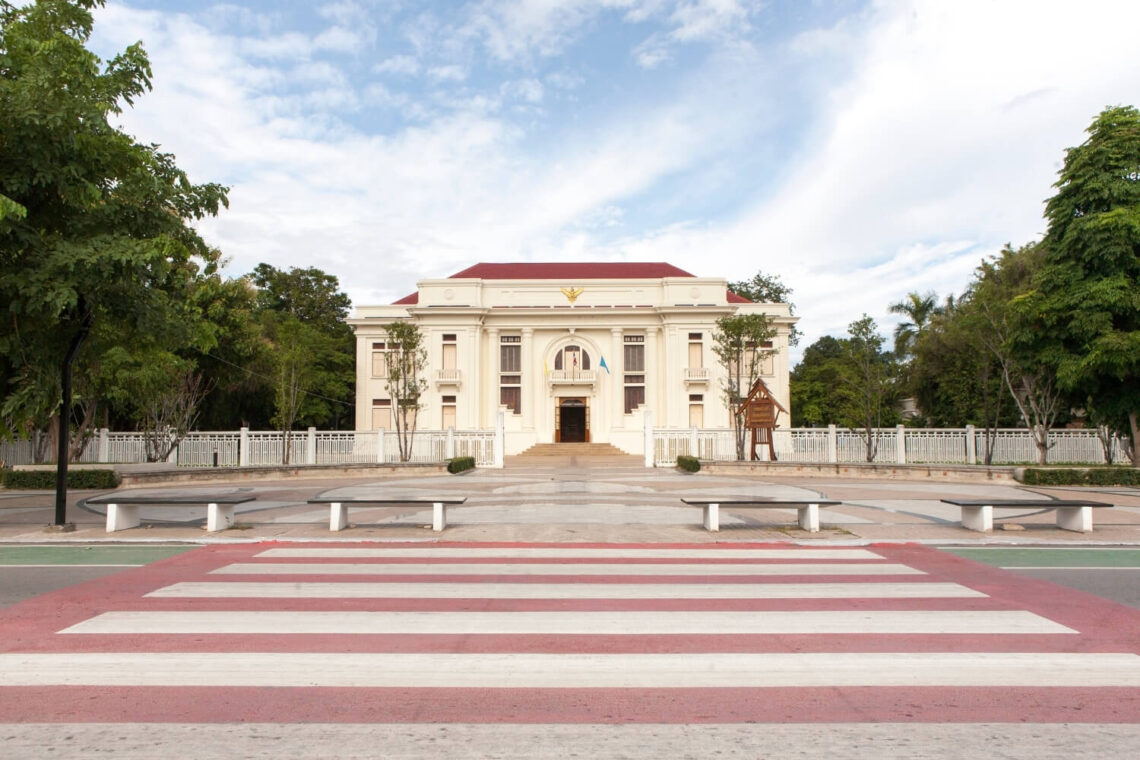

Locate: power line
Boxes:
[190,346,355,409]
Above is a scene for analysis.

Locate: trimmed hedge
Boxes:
[1019,467,1140,486]
[676,455,701,473]
[447,456,476,474]
[1,468,120,490]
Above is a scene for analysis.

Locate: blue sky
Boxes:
[89,0,1140,361]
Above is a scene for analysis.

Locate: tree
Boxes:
[837,316,897,462]
[249,263,355,430]
[382,321,428,463]
[712,313,777,460]
[887,291,941,359]
[728,271,801,346]
[973,244,1065,465]
[1017,105,1140,466]
[0,0,228,524]
[790,336,847,427]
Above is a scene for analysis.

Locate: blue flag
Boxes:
[599,356,610,374]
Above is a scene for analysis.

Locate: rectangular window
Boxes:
[371,342,387,378]
[442,394,456,429]
[500,336,522,414]
[371,398,391,431]
[624,336,646,413]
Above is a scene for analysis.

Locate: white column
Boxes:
[306,427,317,465]
[239,427,250,467]
[611,327,623,424]
[485,328,499,429]
[896,424,906,465]
[521,327,534,429]
[376,428,386,463]
[966,425,977,465]
[646,326,660,425]
[827,424,837,463]
[446,427,455,459]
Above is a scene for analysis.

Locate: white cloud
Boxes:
[90,0,1140,364]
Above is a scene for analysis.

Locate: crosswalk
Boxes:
[1,541,1139,727]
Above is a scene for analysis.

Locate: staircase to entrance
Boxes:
[516,443,633,458]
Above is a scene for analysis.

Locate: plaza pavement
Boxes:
[1,453,1138,544]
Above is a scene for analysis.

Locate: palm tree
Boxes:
[888,291,941,359]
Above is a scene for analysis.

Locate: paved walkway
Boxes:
[1,455,1138,543]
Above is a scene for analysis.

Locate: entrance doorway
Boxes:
[556,398,589,443]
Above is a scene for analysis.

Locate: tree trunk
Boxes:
[1130,412,1139,468]
[54,305,94,526]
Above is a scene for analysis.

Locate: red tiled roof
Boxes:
[446,262,695,280]
[391,262,745,305]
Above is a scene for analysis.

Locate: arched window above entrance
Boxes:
[554,344,591,371]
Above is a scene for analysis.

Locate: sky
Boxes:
[87,0,1140,363]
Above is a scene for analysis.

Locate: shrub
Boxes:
[447,457,476,474]
[1,469,120,489]
[676,455,701,473]
[1019,467,1140,486]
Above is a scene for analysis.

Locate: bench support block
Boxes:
[960,504,994,532]
[703,503,720,532]
[105,504,140,533]
[206,503,236,532]
[432,502,446,532]
[329,502,348,531]
[1057,506,1092,533]
[799,504,820,533]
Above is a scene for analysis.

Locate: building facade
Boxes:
[351,263,796,456]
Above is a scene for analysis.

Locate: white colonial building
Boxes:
[351,263,796,456]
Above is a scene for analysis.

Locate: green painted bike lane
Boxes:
[944,547,1140,567]
[0,545,195,566]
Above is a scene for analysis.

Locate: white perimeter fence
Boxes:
[650,425,1133,467]
[1,423,1131,469]
[1,427,500,468]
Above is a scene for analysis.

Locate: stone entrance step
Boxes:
[517,443,632,457]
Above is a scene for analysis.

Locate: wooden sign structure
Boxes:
[736,378,788,461]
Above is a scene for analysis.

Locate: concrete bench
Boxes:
[307,497,468,532]
[680,498,841,533]
[85,494,256,533]
[940,499,1115,533]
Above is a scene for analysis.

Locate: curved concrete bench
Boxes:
[307,497,468,532]
[940,499,1114,533]
[86,494,256,533]
[681,498,841,532]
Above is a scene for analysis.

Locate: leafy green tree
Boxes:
[910,296,1016,463]
[712,313,777,460]
[838,315,897,462]
[888,291,941,359]
[790,336,847,426]
[249,263,355,430]
[383,321,428,463]
[0,0,227,524]
[728,271,800,346]
[973,243,1064,465]
[1016,105,1140,466]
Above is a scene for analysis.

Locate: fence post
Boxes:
[966,425,977,465]
[827,424,837,463]
[97,428,109,463]
[306,427,317,465]
[896,425,907,465]
[690,426,699,458]
[493,411,504,469]
[239,427,250,467]
[446,427,455,460]
[644,411,655,468]
[376,428,385,464]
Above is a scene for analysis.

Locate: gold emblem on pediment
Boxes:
[561,287,584,303]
